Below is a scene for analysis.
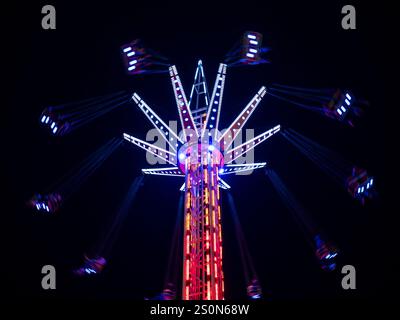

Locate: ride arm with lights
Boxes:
[218,86,267,151]
[142,167,185,177]
[131,92,184,152]
[169,65,199,142]
[123,133,177,166]
[224,125,281,164]
[219,162,267,175]
[201,63,227,140]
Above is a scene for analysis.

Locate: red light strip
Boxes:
[186,259,190,280]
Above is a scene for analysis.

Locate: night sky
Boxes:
[6,1,392,302]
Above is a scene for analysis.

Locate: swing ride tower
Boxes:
[32,31,374,300]
[123,59,280,300]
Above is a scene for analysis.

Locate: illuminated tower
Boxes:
[123,60,280,300]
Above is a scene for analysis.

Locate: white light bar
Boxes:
[169,65,199,141]
[201,63,227,140]
[218,86,267,150]
[131,92,184,152]
[123,133,177,165]
[142,167,184,177]
[225,125,280,164]
[219,162,267,175]
[218,178,231,190]
[180,182,186,192]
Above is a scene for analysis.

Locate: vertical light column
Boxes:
[209,155,224,300]
[182,150,224,300]
[183,159,192,300]
[183,157,204,300]
[203,151,211,300]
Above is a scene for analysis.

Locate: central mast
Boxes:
[183,141,224,300]
[181,61,225,300]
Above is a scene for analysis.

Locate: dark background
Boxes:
[5,0,393,302]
